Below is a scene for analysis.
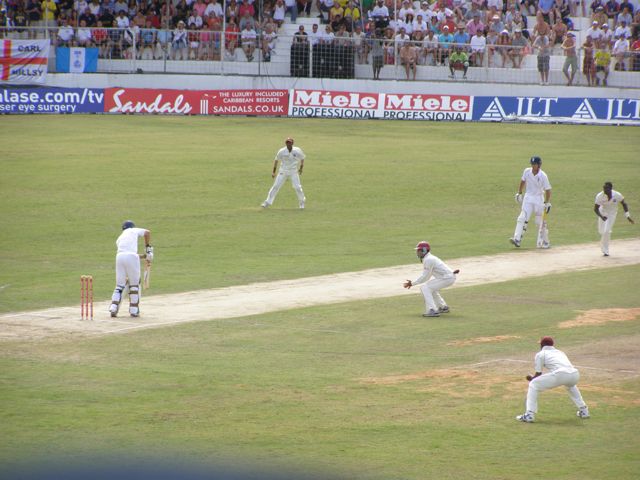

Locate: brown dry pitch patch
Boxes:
[559,308,640,329]
[447,335,521,347]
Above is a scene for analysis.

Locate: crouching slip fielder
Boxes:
[109,220,153,318]
[403,241,459,318]
[516,336,589,423]
[261,137,306,209]
[594,182,634,256]
[510,156,552,249]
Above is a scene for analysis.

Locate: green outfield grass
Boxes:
[0,117,639,313]
[1,117,639,478]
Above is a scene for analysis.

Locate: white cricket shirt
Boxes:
[413,253,454,285]
[522,167,551,202]
[275,146,306,173]
[534,346,577,374]
[595,190,624,216]
[116,227,146,254]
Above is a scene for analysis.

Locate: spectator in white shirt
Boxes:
[586,20,604,41]
[413,14,428,35]
[57,17,75,46]
[204,0,223,18]
[614,19,631,39]
[612,35,630,69]
[469,30,486,66]
[398,0,414,21]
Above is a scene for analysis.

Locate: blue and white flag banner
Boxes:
[56,47,98,73]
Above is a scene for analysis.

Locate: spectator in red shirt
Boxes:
[238,0,255,18]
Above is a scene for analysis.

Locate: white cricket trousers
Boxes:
[597,213,617,255]
[265,171,305,206]
[420,276,456,312]
[526,369,587,413]
[115,252,141,286]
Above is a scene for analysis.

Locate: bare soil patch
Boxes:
[559,308,640,329]
[447,335,521,347]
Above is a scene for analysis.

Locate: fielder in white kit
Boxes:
[403,241,459,318]
[109,220,153,318]
[261,137,306,209]
[516,336,589,423]
[594,181,634,256]
[510,156,552,249]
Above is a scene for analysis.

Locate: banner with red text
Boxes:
[288,89,473,121]
[0,39,49,84]
[104,88,288,115]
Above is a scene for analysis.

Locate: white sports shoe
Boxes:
[516,412,535,423]
[509,237,521,248]
[423,309,440,317]
[261,202,269,208]
[577,407,590,419]
[299,201,305,209]
[438,306,450,314]
[109,303,119,318]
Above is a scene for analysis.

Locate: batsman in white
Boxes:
[109,220,153,318]
[510,156,552,249]
[594,181,634,256]
[261,137,306,209]
[516,336,589,423]
[403,241,459,317]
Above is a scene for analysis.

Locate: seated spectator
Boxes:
[594,38,611,85]
[582,35,597,86]
[531,11,550,43]
[400,13,414,37]
[188,23,200,60]
[601,23,614,47]
[398,0,413,22]
[413,14,428,36]
[630,34,640,71]
[352,24,368,62]
[509,28,528,68]
[239,11,255,30]
[369,0,389,31]
[76,18,93,45]
[140,18,156,59]
[204,0,223,19]
[617,6,633,27]
[238,0,255,19]
[538,0,556,23]
[488,13,505,35]
[240,22,257,60]
[469,29,486,66]
[466,12,484,38]
[317,0,334,22]
[308,23,320,46]
[612,33,630,69]
[224,17,240,58]
[618,0,634,15]
[79,7,97,26]
[273,0,285,28]
[113,0,128,15]
[330,13,346,33]
[438,24,453,65]
[441,12,456,33]
[448,44,469,79]
[261,23,277,61]
[172,19,188,59]
[422,28,438,65]
[453,23,469,50]
[226,0,239,21]
[343,1,361,32]
[334,22,350,46]
[497,29,511,67]
[395,26,410,46]
[592,6,608,28]
[319,24,335,44]
[56,17,75,46]
[586,20,604,42]
[551,16,567,47]
[155,18,171,59]
[93,19,110,56]
[400,40,419,79]
[451,0,466,20]
[485,28,498,66]
[188,9,203,29]
[614,19,631,39]
[383,26,394,64]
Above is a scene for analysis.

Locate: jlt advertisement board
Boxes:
[1,86,638,125]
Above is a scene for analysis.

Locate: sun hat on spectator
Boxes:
[592,20,598,25]
[602,23,608,28]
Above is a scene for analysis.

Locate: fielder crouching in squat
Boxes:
[516,336,589,423]
[109,220,153,318]
[403,241,459,317]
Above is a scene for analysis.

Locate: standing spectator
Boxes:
[515,337,590,424]
[293,23,307,42]
[273,0,285,28]
[343,1,361,32]
[41,0,58,28]
[298,0,312,18]
[582,36,597,86]
[318,0,334,22]
[400,40,419,79]
[308,22,320,46]
[261,138,307,210]
[631,34,640,71]
[240,22,257,60]
[224,16,239,58]
[561,31,578,85]
[485,28,499,66]
[594,182,634,256]
[171,19,188,59]
[469,28,485,66]
[601,23,614,47]
[352,23,367,62]
[509,28,528,68]
[586,20,604,42]
[76,17,93,45]
[403,241,458,318]
[510,156,552,249]
[448,44,469,78]
[26,0,41,37]
[109,221,152,318]
[370,28,384,78]
[284,0,298,23]
[261,22,277,61]
[533,32,551,84]
[594,38,611,85]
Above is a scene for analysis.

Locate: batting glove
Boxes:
[145,245,154,262]
[544,203,552,214]
[515,193,523,204]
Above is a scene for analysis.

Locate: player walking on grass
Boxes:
[261,137,306,210]
[510,156,552,249]
[594,181,634,256]
[109,220,153,318]
[516,336,589,423]
[403,241,459,317]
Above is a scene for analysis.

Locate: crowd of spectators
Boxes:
[0,0,639,76]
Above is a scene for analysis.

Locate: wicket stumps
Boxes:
[80,275,94,320]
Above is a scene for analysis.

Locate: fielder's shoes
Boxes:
[577,406,590,419]
[423,309,440,317]
[541,241,550,249]
[438,306,450,314]
[516,412,535,423]
[299,201,305,210]
[509,237,521,248]
[603,253,609,257]
[109,304,118,318]
[261,202,269,208]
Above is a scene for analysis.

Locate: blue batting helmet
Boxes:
[122,220,135,230]
[530,156,542,165]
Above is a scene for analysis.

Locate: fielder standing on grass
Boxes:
[594,181,634,256]
[109,220,153,318]
[261,137,306,210]
[510,156,552,249]
[403,241,459,318]
[516,336,589,423]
